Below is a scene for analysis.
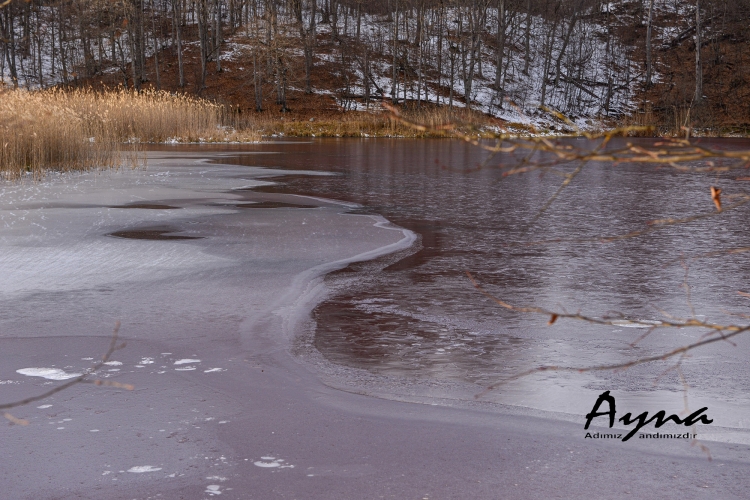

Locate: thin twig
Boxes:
[508,195,750,247]
[466,273,750,397]
[0,322,131,412]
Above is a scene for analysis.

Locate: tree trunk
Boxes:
[1,7,19,87]
[215,0,222,72]
[495,0,505,95]
[694,0,702,103]
[645,0,654,87]
[197,0,209,91]
[172,0,185,87]
[296,0,317,94]
[417,0,424,107]
[523,0,530,75]
[554,3,580,88]
[253,36,263,110]
[364,47,370,108]
[391,0,398,104]
[137,0,146,84]
[151,1,161,90]
[540,18,559,107]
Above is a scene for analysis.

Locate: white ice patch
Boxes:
[37,404,52,409]
[0,380,19,385]
[174,359,200,365]
[253,460,280,468]
[103,361,122,366]
[205,485,222,496]
[611,320,663,328]
[140,357,155,364]
[254,457,294,469]
[204,368,225,373]
[175,366,196,371]
[16,368,82,380]
[127,466,162,473]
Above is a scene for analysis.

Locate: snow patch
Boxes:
[254,457,294,469]
[205,485,222,496]
[174,359,200,365]
[127,466,162,473]
[611,320,663,328]
[16,368,82,380]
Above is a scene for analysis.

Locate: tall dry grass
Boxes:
[0,88,244,179]
[0,89,498,179]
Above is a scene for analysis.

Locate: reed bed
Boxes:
[0,88,239,179]
[0,88,497,180]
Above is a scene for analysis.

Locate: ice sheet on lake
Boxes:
[174,359,201,365]
[127,466,162,473]
[16,368,82,380]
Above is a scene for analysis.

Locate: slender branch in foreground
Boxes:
[667,246,750,265]
[466,272,750,398]
[0,322,133,422]
[385,104,750,173]
[508,194,750,247]
[529,161,587,224]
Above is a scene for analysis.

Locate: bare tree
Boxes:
[172,0,185,87]
[645,0,654,88]
[694,0,703,104]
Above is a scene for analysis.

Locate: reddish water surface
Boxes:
[195,138,750,423]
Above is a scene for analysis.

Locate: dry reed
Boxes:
[0,88,244,179]
[0,89,499,179]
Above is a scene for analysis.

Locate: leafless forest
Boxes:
[2,0,750,131]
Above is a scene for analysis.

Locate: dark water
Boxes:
[208,139,750,423]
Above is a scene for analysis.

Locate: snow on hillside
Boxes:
[1,3,643,132]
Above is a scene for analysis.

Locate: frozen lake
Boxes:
[2,140,750,499]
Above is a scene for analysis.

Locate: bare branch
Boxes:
[0,322,132,412]
[466,273,750,398]
[509,195,750,247]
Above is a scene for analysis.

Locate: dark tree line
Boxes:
[2,1,750,125]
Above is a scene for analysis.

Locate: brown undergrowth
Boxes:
[230,104,502,138]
